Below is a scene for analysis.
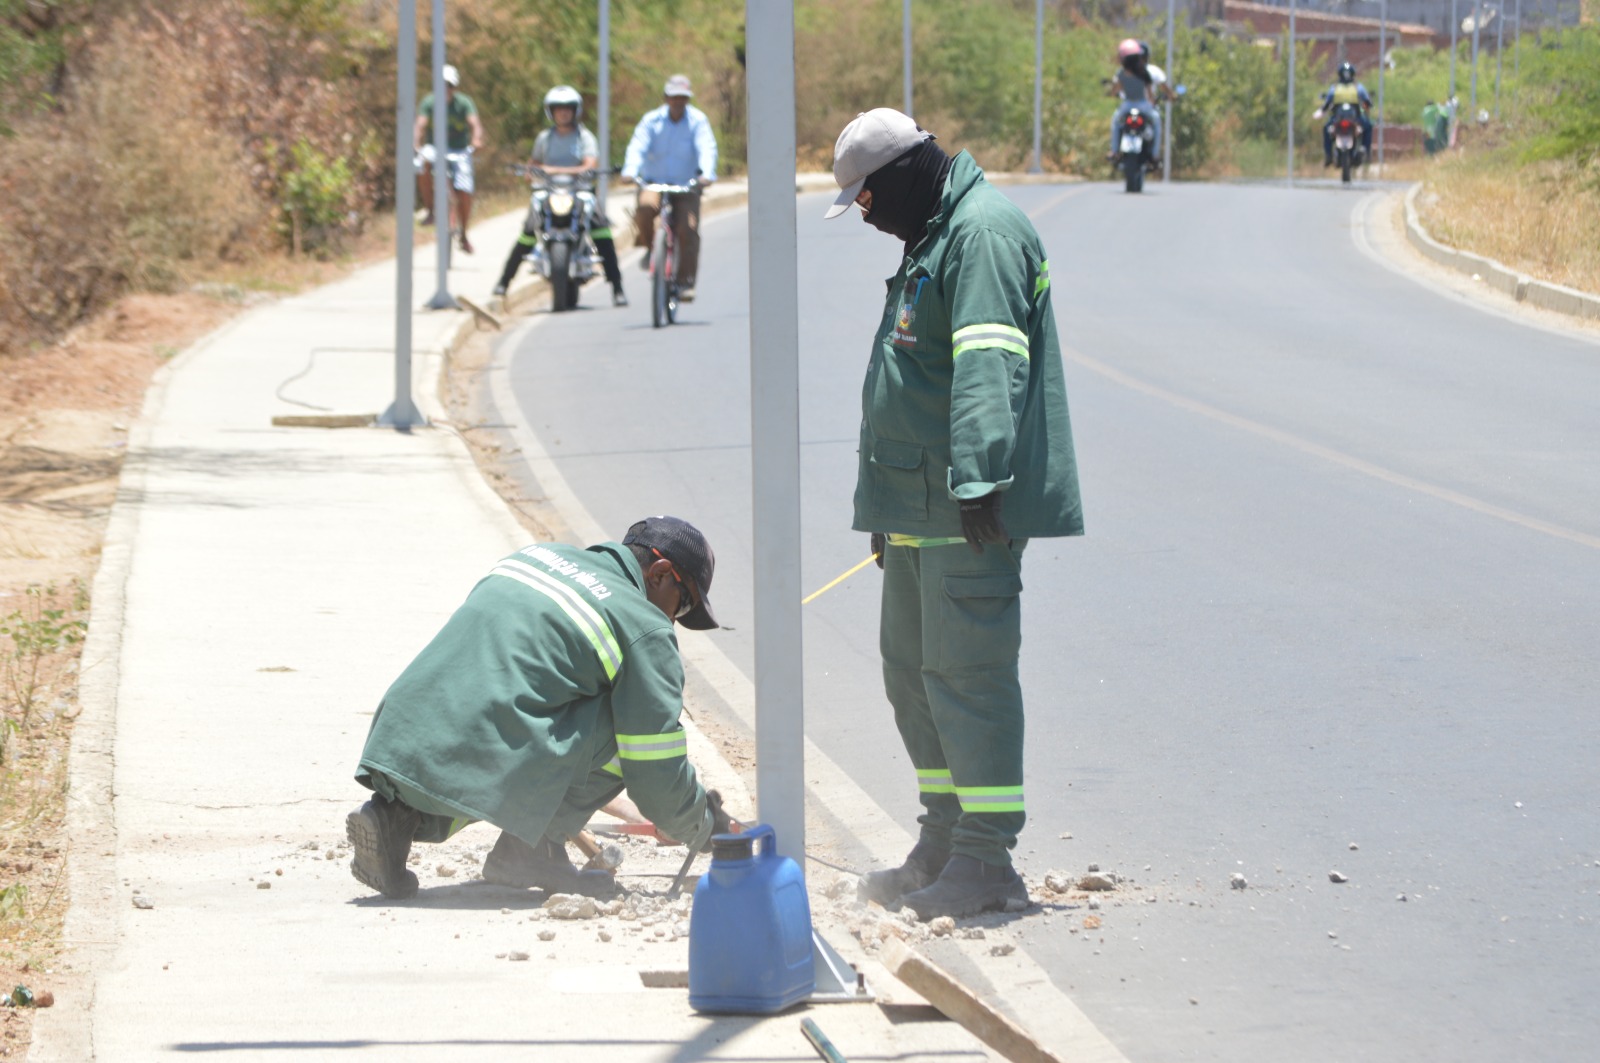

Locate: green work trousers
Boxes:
[360,700,626,847]
[880,539,1028,867]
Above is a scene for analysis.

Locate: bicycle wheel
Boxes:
[651,225,670,329]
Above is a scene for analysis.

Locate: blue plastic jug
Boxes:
[687,823,815,1014]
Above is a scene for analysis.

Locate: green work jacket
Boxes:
[852,151,1084,540]
[357,542,713,849]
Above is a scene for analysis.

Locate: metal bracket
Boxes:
[809,929,874,1003]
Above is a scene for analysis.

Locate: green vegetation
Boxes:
[1411,25,1600,294]
[3,1,1595,350]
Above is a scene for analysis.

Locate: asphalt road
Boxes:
[498,179,1600,1062]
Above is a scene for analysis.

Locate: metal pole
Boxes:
[386,0,421,428]
[1377,0,1387,169]
[598,0,611,214]
[1287,0,1297,186]
[1450,0,1459,104]
[903,0,913,115]
[1513,0,1521,100]
[744,0,805,864]
[1029,0,1043,173]
[1470,4,1482,115]
[426,0,456,309]
[1494,3,1505,117]
[1163,0,1176,182]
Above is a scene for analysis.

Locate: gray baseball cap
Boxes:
[663,74,694,98]
[824,108,935,219]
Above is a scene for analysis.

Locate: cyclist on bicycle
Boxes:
[414,63,485,253]
[621,74,717,302]
[494,84,627,306]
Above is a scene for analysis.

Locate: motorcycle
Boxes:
[1114,106,1155,193]
[1326,102,1366,184]
[517,166,601,312]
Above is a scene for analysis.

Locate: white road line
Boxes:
[1069,346,1600,553]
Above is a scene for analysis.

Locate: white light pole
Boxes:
[1469,4,1483,115]
[385,0,422,428]
[426,0,456,310]
[1029,0,1044,174]
[903,0,913,115]
[1287,0,1297,186]
[1377,0,1387,170]
[1450,0,1460,104]
[1494,3,1505,117]
[1163,0,1176,182]
[598,0,611,214]
[744,0,805,865]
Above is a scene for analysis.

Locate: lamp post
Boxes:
[1029,0,1044,173]
[1163,0,1176,182]
[1494,3,1505,117]
[1377,0,1387,170]
[1469,3,1483,116]
[425,0,456,311]
[903,0,913,115]
[1287,0,1297,186]
[385,0,422,429]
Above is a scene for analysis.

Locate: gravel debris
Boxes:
[1078,871,1118,892]
[1230,873,1248,890]
[990,943,1016,957]
[929,916,956,937]
[537,929,556,942]
[1328,870,1349,883]
[436,864,457,878]
[132,894,154,910]
[508,950,530,961]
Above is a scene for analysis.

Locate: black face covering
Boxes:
[861,138,953,250]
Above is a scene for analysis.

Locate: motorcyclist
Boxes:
[414,63,485,253]
[1107,40,1171,167]
[1315,62,1374,168]
[493,85,627,306]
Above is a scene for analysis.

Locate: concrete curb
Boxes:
[1403,182,1600,322]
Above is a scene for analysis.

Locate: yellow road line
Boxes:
[1070,348,1600,552]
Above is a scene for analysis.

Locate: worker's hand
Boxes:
[702,789,735,850]
[959,491,1009,554]
[870,532,885,570]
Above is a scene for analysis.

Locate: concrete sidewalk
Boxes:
[31,193,1038,1062]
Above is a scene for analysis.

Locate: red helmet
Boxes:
[1117,38,1142,60]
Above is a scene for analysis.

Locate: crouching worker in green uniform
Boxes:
[345,516,735,900]
[824,109,1084,921]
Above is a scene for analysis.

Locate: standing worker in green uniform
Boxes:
[823,108,1084,921]
[345,516,735,900]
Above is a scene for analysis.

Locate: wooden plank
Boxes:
[879,937,1065,1063]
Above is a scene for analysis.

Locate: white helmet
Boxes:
[442,64,460,87]
[543,85,583,124]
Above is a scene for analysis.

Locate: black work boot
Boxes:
[482,832,619,898]
[857,840,950,907]
[899,854,1031,921]
[346,795,421,899]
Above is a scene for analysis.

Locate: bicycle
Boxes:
[637,181,699,329]
[416,145,476,260]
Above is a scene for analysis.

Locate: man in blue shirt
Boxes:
[621,74,718,301]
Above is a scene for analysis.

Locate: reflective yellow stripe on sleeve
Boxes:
[616,728,688,762]
[952,323,1029,360]
[1034,259,1051,298]
[601,756,623,777]
[917,768,954,794]
[955,785,1025,813]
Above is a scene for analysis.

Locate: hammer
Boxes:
[573,830,624,872]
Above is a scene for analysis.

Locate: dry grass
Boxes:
[1417,155,1600,295]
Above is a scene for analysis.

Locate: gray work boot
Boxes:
[899,854,1031,921]
[857,840,950,907]
[482,832,618,898]
[346,795,421,899]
